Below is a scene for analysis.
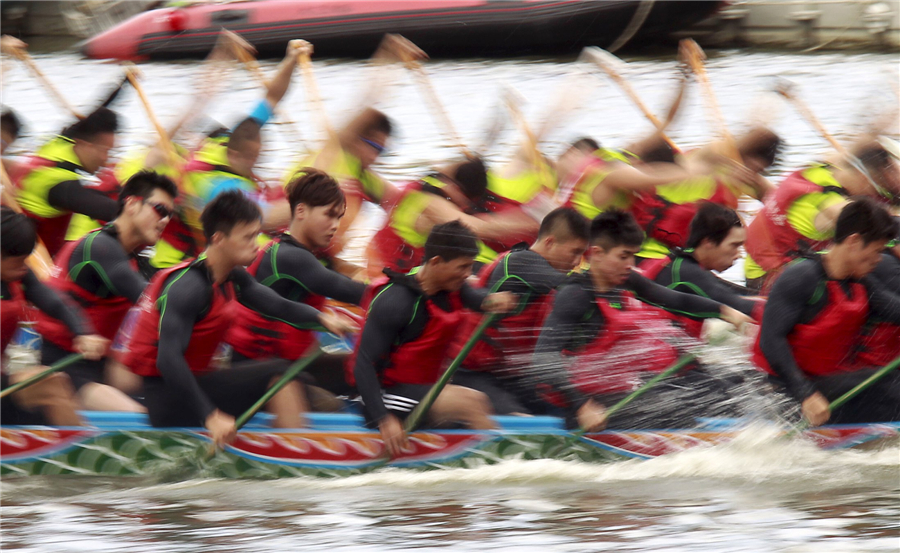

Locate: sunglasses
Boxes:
[360,136,386,155]
[144,200,174,220]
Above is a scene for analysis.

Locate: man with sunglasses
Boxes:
[35,171,178,412]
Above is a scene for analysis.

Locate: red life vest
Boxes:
[1,280,28,353]
[752,280,869,377]
[126,258,237,377]
[450,252,553,373]
[563,291,681,396]
[477,194,539,256]
[637,254,706,339]
[345,274,465,387]
[630,181,739,251]
[745,165,848,274]
[853,322,900,368]
[225,236,327,360]
[35,229,136,351]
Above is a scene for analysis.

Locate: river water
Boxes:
[1,47,899,551]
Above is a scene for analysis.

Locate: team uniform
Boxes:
[753,255,900,423]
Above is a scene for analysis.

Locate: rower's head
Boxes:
[556,137,600,185]
[0,206,36,282]
[227,118,263,178]
[116,170,178,247]
[533,207,589,273]
[201,190,263,267]
[686,202,745,273]
[736,127,783,174]
[831,197,899,279]
[845,141,900,203]
[1,108,22,155]
[450,156,488,202]
[286,168,346,250]
[349,108,392,170]
[587,209,645,287]
[63,107,118,174]
[421,220,479,292]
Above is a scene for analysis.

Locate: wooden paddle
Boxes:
[581,47,680,152]
[204,347,326,460]
[6,45,83,120]
[0,354,84,399]
[404,313,499,432]
[0,162,54,280]
[792,354,900,435]
[124,65,183,171]
[294,40,338,145]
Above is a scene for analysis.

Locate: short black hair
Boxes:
[359,108,393,137]
[228,117,262,155]
[834,196,898,245]
[569,137,600,153]
[454,157,488,200]
[423,220,479,263]
[200,190,262,241]
[590,209,644,250]
[286,167,346,215]
[118,170,178,216]
[685,202,743,249]
[739,128,783,170]
[639,138,676,164]
[1,206,37,258]
[538,207,590,242]
[62,107,118,141]
[1,108,22,140]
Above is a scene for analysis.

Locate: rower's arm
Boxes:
[419,195,539,242]
[264,44,301,109]
[459,281,491,311]
[601,163,690,194]
[674,260,764,320]
[22,268,94,337]
[279,247,367,305]
[863,276,900,325]
[156,270,218,421]
[46,180,119,223]
[758,263,819,401]
[85,232,148,303]
[231,268,323,329]
[353,285,413,424]
[627,271,723,319]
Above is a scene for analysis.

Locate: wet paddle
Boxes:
[403,313,499,433]
[792,354,900,435]
[6,45,83,119]
[0,354,84,399]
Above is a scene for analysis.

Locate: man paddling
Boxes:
[744,140,899,292]
[639,202,765,339]
[35,171,177,412]
[226,169,368,399]
[1,207,108,426]
[351,220,516,457]
[124,191,355,445]
[753,198,900,425]
[533,209,752,431]
[851,246,900,370]
[451,207,590,415]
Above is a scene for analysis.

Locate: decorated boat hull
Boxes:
[2,414,897,479]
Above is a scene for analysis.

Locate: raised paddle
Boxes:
[581,47,680,152]
[791,354,900,435]
[6,45,83,120]
[0,354,84,399]
[124,65,183,171]
[0,162,54,280]
[403,313,499,432]
[203,346,326,460]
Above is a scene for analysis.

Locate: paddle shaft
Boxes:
[13,50,82,119]
[573,353,697,438]
[681,40,741,162]
[406,60,471,157]
[0,354,84,399]
[404,313,499,432]
[125,71,182,171]
[0,163,54,279]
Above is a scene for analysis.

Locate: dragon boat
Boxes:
[2,411,897,479]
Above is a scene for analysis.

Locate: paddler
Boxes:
[851,244,900,371]
[150,40,307,269]
[744,139,900,292]
[123,191,356,445]
[350,220,517,457]
[450,207,590,415]
[35,171,178,412]
[753,198,900,426]
[367,156,539,277]
[225,169,369,401]
[0,207,108,426]
[639,202,765,339]
[532,209,752,431]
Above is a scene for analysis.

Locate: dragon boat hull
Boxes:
[2,413,897,479]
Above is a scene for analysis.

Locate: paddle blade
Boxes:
[678,39,706,74]
[773,77,797,100]
[580,46,628,75]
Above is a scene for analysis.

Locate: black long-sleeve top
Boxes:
[67,224,147,304]
[156,262,324,422]
[353,271,490,424]
[758,255,900,401]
